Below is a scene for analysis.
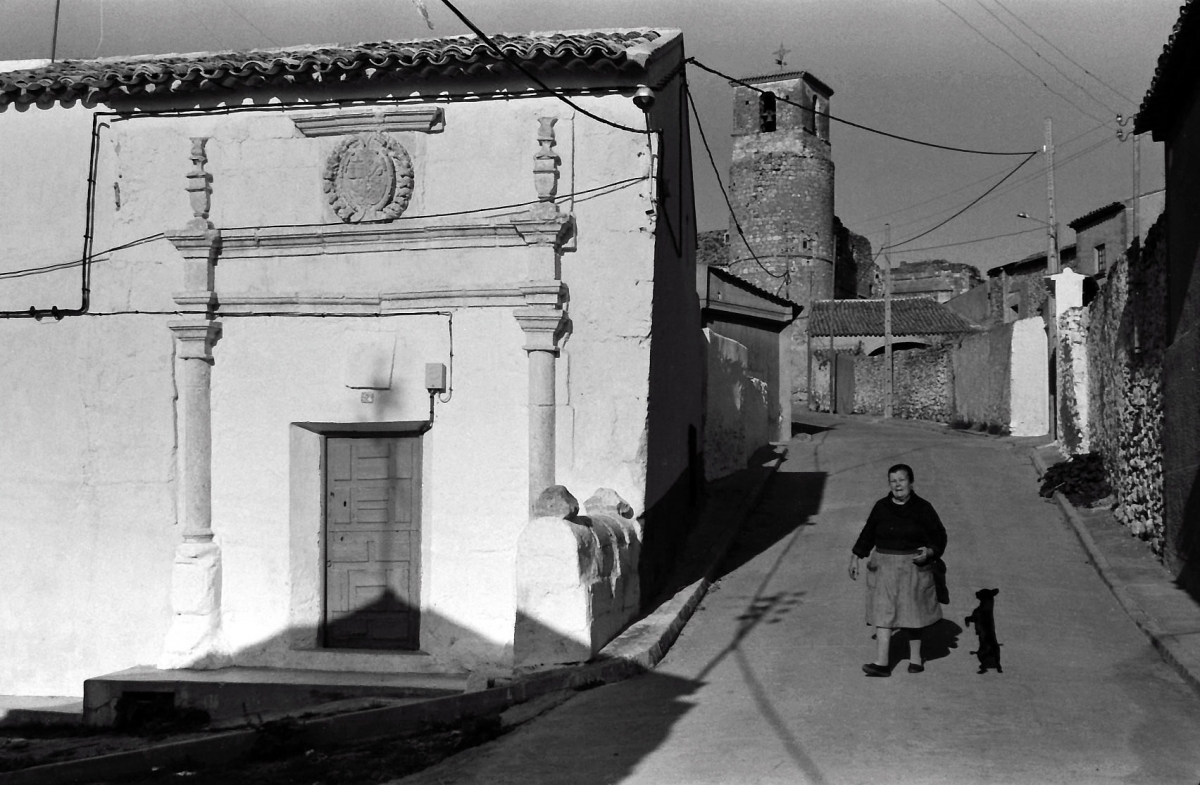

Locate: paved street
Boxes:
[395,416,1200,784]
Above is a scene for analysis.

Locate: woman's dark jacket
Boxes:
[851,492,947,559]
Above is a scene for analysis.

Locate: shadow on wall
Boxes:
[1174,473,1200,603]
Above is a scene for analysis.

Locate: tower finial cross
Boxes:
[773,43,790,70]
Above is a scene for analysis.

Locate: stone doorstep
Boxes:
[82,666,469,727]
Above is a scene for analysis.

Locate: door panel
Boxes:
[324,435,421,650]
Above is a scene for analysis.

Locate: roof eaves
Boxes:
[1135,0,1199,135]
[1068,201,1125,231]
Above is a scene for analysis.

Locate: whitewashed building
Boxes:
[0,29,701,697]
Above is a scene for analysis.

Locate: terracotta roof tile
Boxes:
[809,297,977,337]
[0,29,675,108]
[1068,201,1124,231]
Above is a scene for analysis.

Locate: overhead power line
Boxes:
[972,0,1120,117]
[893,226,1041,255]
[883,150,1038,251]
[991,0,1137,107]
[686,58,1037,157]
[933,0,1111,127]
[436,0,650,135]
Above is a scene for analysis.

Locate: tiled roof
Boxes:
[707,265,801,310]
[1068,201,1124,231]
[1135,1,1198,134]
[808,298,977,337]
[0,29,676,109]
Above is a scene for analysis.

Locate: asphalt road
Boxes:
[394,415,1200,784]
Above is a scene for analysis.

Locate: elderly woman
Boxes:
[848,463,947,676]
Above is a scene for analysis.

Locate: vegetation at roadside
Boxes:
[1039,452,1112,507]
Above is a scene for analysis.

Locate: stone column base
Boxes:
[158,541,230,670]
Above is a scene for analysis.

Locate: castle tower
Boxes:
[727,71,835,305]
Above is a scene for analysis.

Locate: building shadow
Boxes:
[717,470,826,579]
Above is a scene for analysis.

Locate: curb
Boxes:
[0,451,787,785]
[1030,450,1200,699]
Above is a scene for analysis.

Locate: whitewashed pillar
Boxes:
[160,138,228,669]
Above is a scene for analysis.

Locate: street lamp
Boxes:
[1017,212,1060,273]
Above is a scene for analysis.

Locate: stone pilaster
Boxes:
[160,137,228,669]
[514,306,567,513]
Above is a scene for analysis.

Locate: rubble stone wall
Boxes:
[1079,218,1167,552]
[854,346,953,421]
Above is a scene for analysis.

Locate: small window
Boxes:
[759,92,777,133]
[808,96,820,135]
[1094,243,1106,272]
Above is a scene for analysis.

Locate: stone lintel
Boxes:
[218,218,555,259]
[169,320,221,360]
[514,307,566,353]
[172,291,219,312]
[291,106,444,137]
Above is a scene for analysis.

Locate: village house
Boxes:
[0,29,703,701]
[1134,0,1200,596]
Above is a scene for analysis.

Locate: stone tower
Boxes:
[727,71,835,305]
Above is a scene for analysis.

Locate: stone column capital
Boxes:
[514,307,566,353]
[511,213,572,249]
[169,320,222,361]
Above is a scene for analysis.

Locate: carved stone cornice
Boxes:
[513,306,567,353]
[290,107,444,137]
[216,216,568,258]
[521,281,568,308]
[169,320,222,361]
[166,227,221,294]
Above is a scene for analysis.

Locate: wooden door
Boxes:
[324,435,421,650]
[835,353,856,414]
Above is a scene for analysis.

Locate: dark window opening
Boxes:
[804,91,816,134]
[759,92,777,133]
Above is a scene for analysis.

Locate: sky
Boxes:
[1,0,1185,271]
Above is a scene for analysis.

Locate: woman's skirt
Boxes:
[865,548,942,629]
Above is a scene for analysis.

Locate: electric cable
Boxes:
[891,226,1041,255]
[882,150,1037,251]
[858,120,1110,225]
[933,0,1111,127]
[0,176,645,284]
[972,0,1120,117]
[684,77,783,279]
[437,0,651,136]
[991,0,1137,107]
[687,58,1038,157]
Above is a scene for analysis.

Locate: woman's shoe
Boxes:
[862,663,891,677]
[908,663,925,674]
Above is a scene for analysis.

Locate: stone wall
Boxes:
[1068,220,1167,551]
[853,346,953,421]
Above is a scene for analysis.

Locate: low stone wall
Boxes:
[515,487,642,670]
[854,346,953,421]
[1068,220,1167,552]
[703,329,771,481]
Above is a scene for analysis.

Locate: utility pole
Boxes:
[884,224,893,419]
[1044,117,1058,442]
[50,0,63,62]
[1045,118,1059,273]
[1132,131,1141,248]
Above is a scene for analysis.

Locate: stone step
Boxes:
[83,666,467,727]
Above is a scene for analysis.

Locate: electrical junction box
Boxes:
[425,363,447,393]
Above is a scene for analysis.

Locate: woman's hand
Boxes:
[848,554,860,580]
[913,547,933,565]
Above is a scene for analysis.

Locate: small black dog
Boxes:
[964,588,1002,674]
